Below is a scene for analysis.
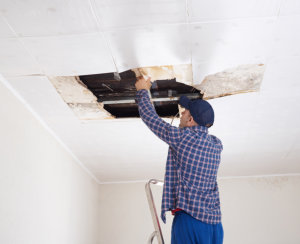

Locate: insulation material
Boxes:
[194,64,265,100]
[132,64,193,85]
[48,76,112,120]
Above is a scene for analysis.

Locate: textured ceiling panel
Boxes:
[22,33,116,75]
[270,15,300,58]
[190,18,275,64]
[280,0,300,16]
[0,0,98,37]
[93,0,187,30]
[106,24,191,72]
[0,38,41,76]
[0,16,16,38]
[188,0,281,22]
[260,56,300,95]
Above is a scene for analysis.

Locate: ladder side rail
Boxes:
[145,179,165,244]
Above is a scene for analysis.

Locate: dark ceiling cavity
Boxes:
[79,70,202,118]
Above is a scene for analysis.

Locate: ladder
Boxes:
[145,179,165,244]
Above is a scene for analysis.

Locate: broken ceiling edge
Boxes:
[48,63,265,120]
[48,75,114,120]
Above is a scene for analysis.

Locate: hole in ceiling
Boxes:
[48,63,265,120]
[79,70,202,118]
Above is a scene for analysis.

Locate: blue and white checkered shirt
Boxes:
[136,89,223,225]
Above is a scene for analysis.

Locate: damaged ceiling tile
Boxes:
[194,64,266,99]
[132,64,193,85]
[48,76,113,120]
[48,76,97,103]
[68,103,112,120]
[173,64,194,85]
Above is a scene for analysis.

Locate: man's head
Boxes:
[179,96,214,128]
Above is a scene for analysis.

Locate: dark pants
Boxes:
[171,211,224,244]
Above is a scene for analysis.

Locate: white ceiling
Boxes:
[0,0,300,183]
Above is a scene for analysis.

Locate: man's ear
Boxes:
[187,115,194,126]
[189,116,198,126]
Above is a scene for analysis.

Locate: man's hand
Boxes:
[135,76,152,91]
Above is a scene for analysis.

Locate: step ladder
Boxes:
[145,179,165,244]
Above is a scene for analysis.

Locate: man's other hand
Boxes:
[135,76,152,91]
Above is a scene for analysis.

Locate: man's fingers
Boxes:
[136,76,151,83]
[135,75,152,89]
[137,76,143,80]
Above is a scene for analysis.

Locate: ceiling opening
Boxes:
[79,70,202,118]
[48,63,265,120]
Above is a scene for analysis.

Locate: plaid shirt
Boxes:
[136,89,223,225]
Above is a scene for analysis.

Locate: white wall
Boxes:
[0,76,102,244]
[98,175,300,244]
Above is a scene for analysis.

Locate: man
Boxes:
[135,76,223,244]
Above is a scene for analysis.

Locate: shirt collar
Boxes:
[187,125,208,133]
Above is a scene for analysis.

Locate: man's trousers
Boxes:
[171,211,223,244]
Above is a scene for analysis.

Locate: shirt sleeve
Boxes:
[135,89,182,149]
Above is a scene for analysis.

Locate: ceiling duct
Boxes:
[79,70,202,118]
